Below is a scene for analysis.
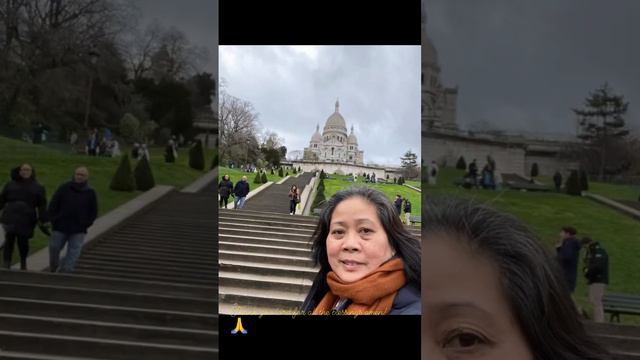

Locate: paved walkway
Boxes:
[243,172,314,214]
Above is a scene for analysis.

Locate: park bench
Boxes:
[603,292,640,322]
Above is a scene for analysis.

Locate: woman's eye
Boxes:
[443,331,487,349]
[359,228,373,234]
[331,229,344,236]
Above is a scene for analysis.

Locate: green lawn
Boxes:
[537,175,639,202]
[405,180,421,189]
[426,167,640,322]
[0,136,213,262]
[218,166,286,185]
[319,175,422,221]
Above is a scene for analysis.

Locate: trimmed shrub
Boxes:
[253,172,262,184]
[261,172,267,183]
[565,170,581,196]
[286,172,289,176]
[271,168,274,175]
[278,167,284,177]
[134,156,155,191]
[580,170,589,191]
[456,156,467,170]
[530,163,539,179]
[189,140,205,170]
[320,169,326,179]
[110,155,136,191]
[293,168,297,174]
[398,176,405,185]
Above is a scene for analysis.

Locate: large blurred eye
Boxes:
[442,329,488,350]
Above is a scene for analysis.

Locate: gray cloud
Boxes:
[220,46,421,167]
[133,0,217,74]
[427,0,640,136]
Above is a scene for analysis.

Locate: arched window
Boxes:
[331,147,334,156]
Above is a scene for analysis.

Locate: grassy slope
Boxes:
[0,136,213,260]
[426,168,640,322]
[218,166,285,185]
[321,175,422,219]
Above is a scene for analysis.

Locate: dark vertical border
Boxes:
[219,0,420,45]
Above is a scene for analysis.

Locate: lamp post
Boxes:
[83,49,100,129]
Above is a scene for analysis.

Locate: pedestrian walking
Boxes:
[289,185,300,215]
[0,164,48,270]
[403,198,412,225]
[393,194,402,215]
[233,176,250,209]
[218,174,234,209]
[48,167,98,273]
[554,171,563,192]
[556,226,582,295]
[582,237,609,322]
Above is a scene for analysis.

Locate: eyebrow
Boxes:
[430,301,495,319]
[330,219,376,226]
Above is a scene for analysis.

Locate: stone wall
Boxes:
[292,161,391,179]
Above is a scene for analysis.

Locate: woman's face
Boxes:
[326,196,394,283]
[19,164,33,179]
[422,234,532,360]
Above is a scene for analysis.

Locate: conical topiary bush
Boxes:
[189,139,205,170]
[134,156,155,191]
[254,172,262,184]
[566,170,581,196]
[278,167,284,177]
[580,170,589,191]
[110,154,136,191]
[261,172,267,183]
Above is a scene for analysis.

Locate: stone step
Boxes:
[73,269,217,287]
[91,241,215,257]
[219,234,311,249]
[0,351,107,360]
[0,331,217,360]
[111,228,215,242]
[0,282,215,313]
[611,351,640,360]
[74,262,217,282]
[100,235,216,250]
[76,256,216,275]
[219,250,314,267]
[220,261,316,280]
[85,246,215,262]
[219,209,318,224]
[220,241,311,257]
[218,220,316,234]
[218,216,317,230]
[220,227,314,242]
[218,287,305,314]
[219,271,311,295]
[0,297,217,330]
[585,321,640,338]
[0,270,215,299]
[80,251,215,268]
[0,313,218,348]
[595,334,640,354]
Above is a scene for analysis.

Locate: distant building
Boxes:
[303,99,364,165]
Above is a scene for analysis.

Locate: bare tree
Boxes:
[219,90,260,164]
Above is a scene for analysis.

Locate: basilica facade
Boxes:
[303,100,364,165]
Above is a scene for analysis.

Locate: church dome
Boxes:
[347,126,358,144]
[422,32,439,68]
[323,99,347,133]
[311,124,322,143]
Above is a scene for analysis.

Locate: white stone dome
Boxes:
[311,124,322,143]
[323,99,347,133]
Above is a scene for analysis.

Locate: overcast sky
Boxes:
[133,0,217,75]
[220,46,421,167]
[426,0,640,136]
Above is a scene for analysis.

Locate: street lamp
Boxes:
[83,49,100,129]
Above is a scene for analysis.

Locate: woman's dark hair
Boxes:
[301,187,421,312]
[424,197,610,360]
[291,184,298,191]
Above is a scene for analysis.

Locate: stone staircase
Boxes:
[585,322,640,360]
[243,172,314,213]
[0,184,218,359]
[218,208,421,315]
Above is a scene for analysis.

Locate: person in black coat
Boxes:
[582,237,609,322]
[0,164,47,270]
[393,194,402,215]
[218,174,234,209]
[232,176,250,209]
[48,167,98,273]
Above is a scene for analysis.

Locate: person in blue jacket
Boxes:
[556,226,582,294]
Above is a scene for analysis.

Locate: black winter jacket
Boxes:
[219,179,234,198]
[0,167,47,237]
[583,242,609,285]
[48,180,98,234]
[233,180,250,197]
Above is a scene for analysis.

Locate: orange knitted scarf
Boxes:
[312,257,406,315]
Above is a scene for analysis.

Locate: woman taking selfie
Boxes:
[301,187,421,315]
